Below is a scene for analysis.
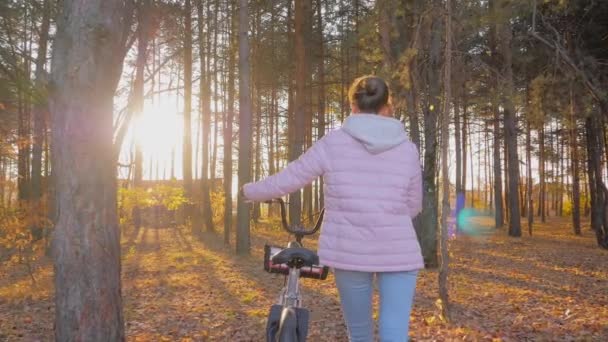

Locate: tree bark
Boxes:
[236,0,253,255]
[132,0,152,230]
[490,0,503,228]
[290,0,311,225]
[30,0,52,239]
[50,0,129,339]
[526,119,534,235]
[462,93,468,204]
[585,114,608,249]
[183,0,194,224]
[210,0,220,182]
[196,0,215,233]
[418,4,442,268]
[316,0,325,210]
[570,85,581,235]
[539,125,546,222]
[439,0,452,320]
[31,0,51,204]
[224,0,236,245]
[498,2,521,236]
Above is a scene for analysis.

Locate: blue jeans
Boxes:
[334,269,418,342]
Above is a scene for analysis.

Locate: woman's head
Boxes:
[348,75,391,115]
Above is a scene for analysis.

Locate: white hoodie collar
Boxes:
[341,113,409,154]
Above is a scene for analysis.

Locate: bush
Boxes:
[0,202,49,278]
[210,189,225,227]
[118,185,187,227]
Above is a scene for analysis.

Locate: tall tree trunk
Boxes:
[132,1,152,230]
[290,0,311,225]
[539,125,546,222]
[17,5,31,203]
[50,0,130,338]
[30,0,52,239]
[418,4,442,268]
[462,94,468,205]
[266,3,277,218]
[498,3,521,236]
[223,0,236,245]
[236,0,253,255]
[559,131,565,216]
[492,107,503,227]
[438,0,452,321]
[469,116,475,208]
[570,86,581,235]
[183,0,194,224]
[526,119,534,235]
[585,114,608,249]
[454,93,463,233]
[252,77,262,222]
[31,0,51,201]
[303,0,314,221]
[490,0,503,228]
[210,0,220,181]
[485,122,491,208]
[197,0,215,233]
[316,0,325,210]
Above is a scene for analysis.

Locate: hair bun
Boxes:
[365,84,377,96]
[348,76,390,113]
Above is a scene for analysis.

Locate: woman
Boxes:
[242,75,423,342]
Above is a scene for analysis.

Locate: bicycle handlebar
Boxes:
[265,198,325,237]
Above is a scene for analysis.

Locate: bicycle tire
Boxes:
[277,306,299,342]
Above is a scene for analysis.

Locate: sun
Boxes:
[133,99,183,156]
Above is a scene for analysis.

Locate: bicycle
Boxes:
[263,198,329,342]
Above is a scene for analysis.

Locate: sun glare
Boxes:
[134,100,182,155]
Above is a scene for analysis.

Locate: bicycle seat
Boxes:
[271,247,319,267]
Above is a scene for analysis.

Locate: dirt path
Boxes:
[1,216,607,341]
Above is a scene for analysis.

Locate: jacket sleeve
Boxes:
[405,144,423,217]
[242,136,329,202]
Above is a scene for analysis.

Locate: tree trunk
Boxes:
[585,114,608,249]
[132,0,152,230]
[462,94,468,205]
[210,0,220,181]
[290,0,311,226]
[31,0,51,201]
[469,116,475,208]
[183,0,194,224]
[539,125,546,222]
[223,0,236,245]
[236,0,253,255]
[252,73,262,222]
[498,3,521,236]
[526,119,534,235]
[418,5,442,268]
[492,107,503,227]
[197,0,215,233]
[454,92,463,232]
[489,0,503,228]
[438,0,452,320]
[50,0,129,339]
[29,0,52,239]
[559,131,565,216]
[570,86,581,235]
[316,0,325,210]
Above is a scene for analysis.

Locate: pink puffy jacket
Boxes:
[243,114,424,272]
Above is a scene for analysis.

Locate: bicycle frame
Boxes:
[263,198,326,342]
[281,266,302,308]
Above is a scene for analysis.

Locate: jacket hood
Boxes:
[342,113,409,154]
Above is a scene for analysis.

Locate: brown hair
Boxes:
[348,75,390,113]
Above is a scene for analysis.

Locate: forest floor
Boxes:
[1,213,607,341]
